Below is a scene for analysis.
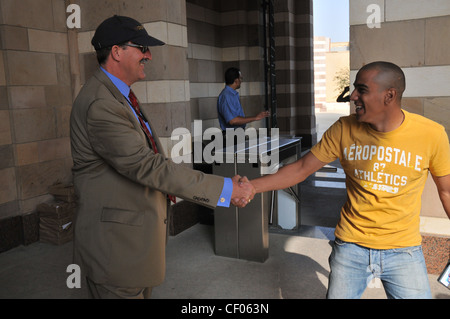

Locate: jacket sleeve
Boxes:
[86,96,225,208]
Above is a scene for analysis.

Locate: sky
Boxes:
[313,0,349,42]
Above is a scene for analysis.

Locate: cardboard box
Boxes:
[37,201,75,245]
[48,184,76,203]
[39,217,73,245]
[37,201,75,219]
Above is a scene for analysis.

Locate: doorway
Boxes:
[299,0,350,230]
[313,0,350,141]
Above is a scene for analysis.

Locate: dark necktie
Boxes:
[128,90,176,204]
[128,90,159,153]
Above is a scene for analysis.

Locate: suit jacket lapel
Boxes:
[94,69,128,105]
[93,69,166,157]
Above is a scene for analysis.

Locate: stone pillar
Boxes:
[0,0,73,220]
[273,0,316,147]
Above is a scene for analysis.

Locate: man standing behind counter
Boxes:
[217,67,269,132]
[70,15,255,299]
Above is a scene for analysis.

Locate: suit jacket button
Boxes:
[164,219,167,224]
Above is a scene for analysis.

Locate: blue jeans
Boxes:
[327,238,432,299]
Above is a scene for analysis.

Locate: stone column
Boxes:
[273,0,316,147]
[0,0,73,220]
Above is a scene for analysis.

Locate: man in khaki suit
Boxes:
[70,16,255,299]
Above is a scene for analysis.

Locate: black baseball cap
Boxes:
[91,15,165,50]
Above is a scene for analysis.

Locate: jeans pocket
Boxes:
[390,245,422,257]
[334,238,347,246]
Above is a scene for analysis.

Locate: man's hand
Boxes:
[255,110,270,121]
[230,175,255,207]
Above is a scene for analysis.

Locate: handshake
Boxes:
[230,175,256,208]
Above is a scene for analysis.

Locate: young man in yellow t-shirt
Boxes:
[249,61,450,299]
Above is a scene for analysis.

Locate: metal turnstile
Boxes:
[213,136,301,262]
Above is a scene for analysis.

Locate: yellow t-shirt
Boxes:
[311,110,450,249]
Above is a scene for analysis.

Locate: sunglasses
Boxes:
[123,43,149,53]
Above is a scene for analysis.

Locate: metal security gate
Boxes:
[262,0,277,129]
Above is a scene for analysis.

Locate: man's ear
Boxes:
[384,88,397,104]
[110,45,121,62]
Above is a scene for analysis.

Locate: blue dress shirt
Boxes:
[217,85,246,130]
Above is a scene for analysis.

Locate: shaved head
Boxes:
[358,61,406,100]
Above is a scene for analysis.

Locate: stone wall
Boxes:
[0,0,73,222]
[273,0,316,145]
[187,0,266,134]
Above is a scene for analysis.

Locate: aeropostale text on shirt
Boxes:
[343,144,423,171]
